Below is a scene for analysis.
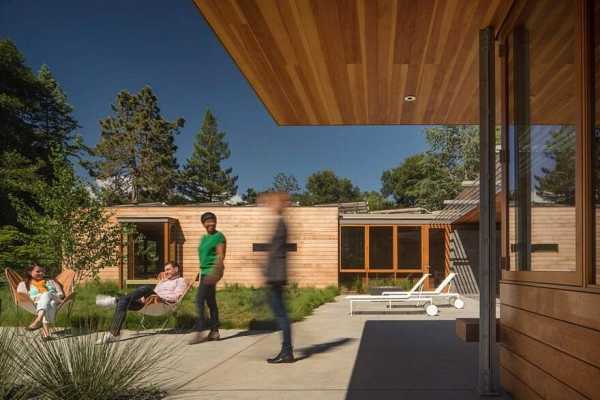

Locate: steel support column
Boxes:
[478,26,499,396]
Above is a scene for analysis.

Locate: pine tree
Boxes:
[88,86,184,204]
[178,110,238,202]
[37,65,80,157]
[0,40,80,227]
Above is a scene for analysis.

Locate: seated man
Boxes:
[98,261,186,343]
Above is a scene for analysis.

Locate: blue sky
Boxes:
[0,0,429,194]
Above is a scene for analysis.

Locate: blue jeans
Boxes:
[269,283,292,351]
[194,277,219,332]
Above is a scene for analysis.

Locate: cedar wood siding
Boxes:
[98,206,339,288]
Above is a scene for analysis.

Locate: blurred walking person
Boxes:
[261,192,295,363]
[189,212,226,345]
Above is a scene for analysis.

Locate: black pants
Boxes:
[194,277,219,332]
[269,283,292,351]
[110,285,155,336]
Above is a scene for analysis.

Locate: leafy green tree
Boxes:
[271,173,300,194]
[425,125,480,182]
[363,191,395,211]
[8,149,124,281]
[535,126,576,205]
[381,154,458,210]
[303,170,361,205]
[178,110,238,202]
[242,188,258,204]
[87,86,184,204]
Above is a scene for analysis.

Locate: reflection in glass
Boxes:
[397,227,421,269]
[369,226,393,269]
[506,0,576,272]
[341,226,365,269]
[429,229,446,286]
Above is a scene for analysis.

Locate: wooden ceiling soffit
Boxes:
[194,0,511,125]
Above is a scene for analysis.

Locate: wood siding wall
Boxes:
[500,283,600,399]
[98,206,339,288]
[508,207,577,272]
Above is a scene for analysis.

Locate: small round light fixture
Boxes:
[404,95,416,102]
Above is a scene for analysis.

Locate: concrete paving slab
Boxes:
[157,295,509,399]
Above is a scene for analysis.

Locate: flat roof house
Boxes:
[191,0,600,397]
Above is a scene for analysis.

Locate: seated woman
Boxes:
[17,263,64,339]
[98,261,186,343]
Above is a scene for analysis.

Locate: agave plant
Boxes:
[17,331,174,400]
[0,329,32,400]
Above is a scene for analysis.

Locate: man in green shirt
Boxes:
[189,212,226,345]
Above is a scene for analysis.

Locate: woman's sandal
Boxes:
[26,320,43,331]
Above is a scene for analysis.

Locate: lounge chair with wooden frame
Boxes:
[133,272,198,332]
[4,267,77,329]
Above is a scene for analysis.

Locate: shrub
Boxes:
[16,330,173,400]
[0,329,32,400]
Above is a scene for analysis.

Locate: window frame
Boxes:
[499,0,590,288]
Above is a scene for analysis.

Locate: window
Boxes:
[397,227,421,269]
[506,0,577,273]
[594,0,600,284]
[429,229,446,286]
[369,226,393,269]
[341,226,365,269]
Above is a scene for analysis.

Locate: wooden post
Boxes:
[163,222,170,266]
[421,225,430,289]
[479,26,500,395]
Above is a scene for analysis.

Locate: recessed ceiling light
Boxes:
[404,95,416,102]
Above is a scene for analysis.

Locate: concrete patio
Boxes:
[126,296,508,400]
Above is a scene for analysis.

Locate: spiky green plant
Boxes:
[17,331,173,400]
[0,329,32,400]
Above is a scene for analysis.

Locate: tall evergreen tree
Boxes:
[535,126,576,205]
[0,40,80,226]
[87,86,184,204]
[37,65,80,158]
[178,110,238,202]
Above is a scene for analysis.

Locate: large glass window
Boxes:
[507,0,577,272]
[341,226,365,269]
[369,226,393,269]
[429,229,446,286]
[131,223,164,279]
[594,0,600,284]
[397,227,421,269]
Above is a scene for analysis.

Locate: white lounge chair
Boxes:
[345,274,436,316]
[345,273,429,300]
[382,272,464,309]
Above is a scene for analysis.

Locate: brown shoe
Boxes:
[188,331,209,345]
[208,329,220,341]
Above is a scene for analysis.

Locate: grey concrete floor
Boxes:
[122,296,507,400]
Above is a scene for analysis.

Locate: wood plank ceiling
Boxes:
[194,0,511,125]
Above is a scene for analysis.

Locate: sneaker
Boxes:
[208,329,220,341]
[188,331,209,345]
[96,332,118,344]
[96,295,117,308]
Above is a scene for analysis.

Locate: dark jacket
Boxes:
[264,217,288,284]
